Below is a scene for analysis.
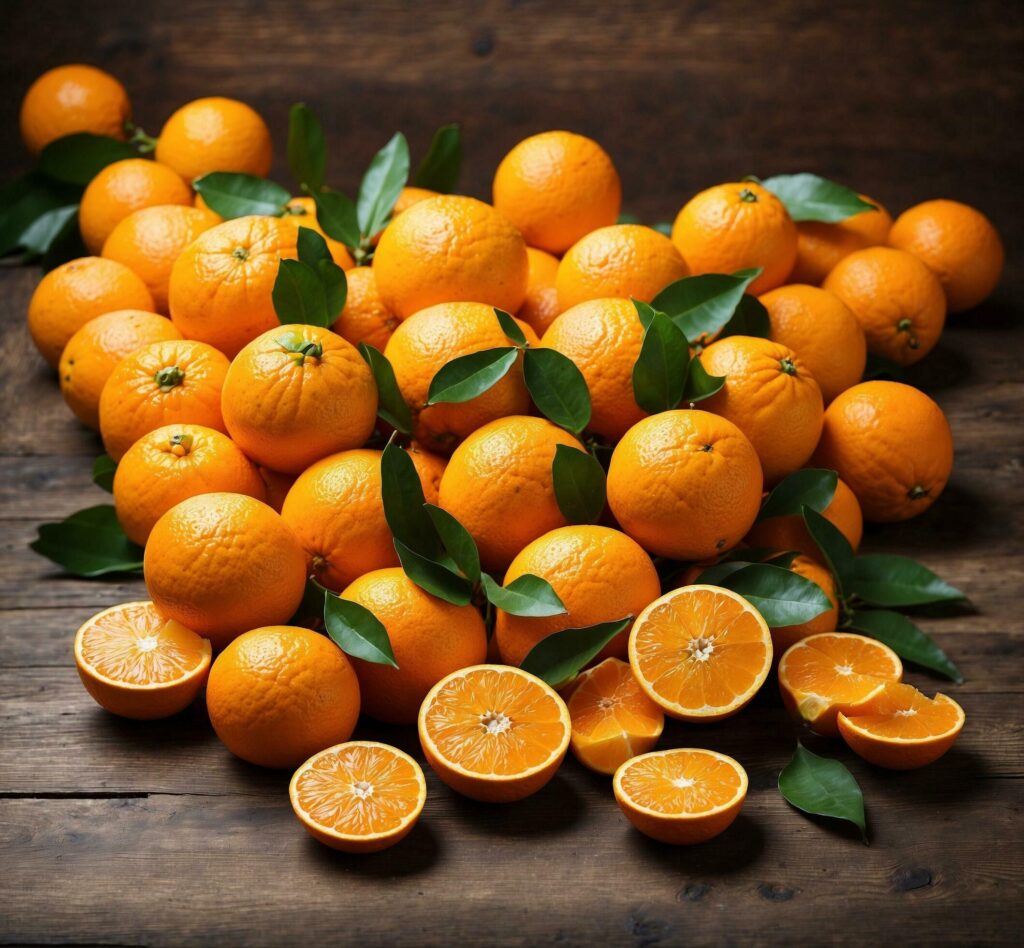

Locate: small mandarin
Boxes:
[333,266,399,350]
[789,195,893,285]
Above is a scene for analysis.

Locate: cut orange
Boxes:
[613,748,748,845]
[74,601,211,720]
[418,664,570,802]
[289,741,427,853]
[838,681,965,770]
[567,658,664,775]
[628,585,773,722]
[778,632,903,736]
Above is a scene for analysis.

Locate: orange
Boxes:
[539,298,647,441]
[699,336,824,484]
[155,96,272,182]
[28,256,154,367]
[101,204,220,313]
[408,441,447,502]
[280,197,356,269]
[418,664,571,802]
[393,186,438,216]
[98,338,229,461]
[73,601,211,720]
[607,410,763,561]
[373,195,529,319]
[837,681,965,769]
[556,224,688,311]
[20,64,130,155]
[340,567,487,724]
[492,131,621,254]
[767,556,839,653]
[438,416,583,573]
[79,159,192,254]
[144,493,308,651]
[888,199,1004,313]
[220,325,377,474]
[517,247,562,335]
[789,195,893,285]
[758,284,867,403]
[290,741,426,853]
[823,246,946,366]
[333,266,398,350]
[168,215,299,358]
[113,423,266,546]
[384,302,538,454]
[567,657,664,775]
[59,309,182,429]
[671,182,797,295]
[778,632,903,737]
[812,381,954,522]
[493,525,661,667]
[613,748,748,845]
[206,625,360,768]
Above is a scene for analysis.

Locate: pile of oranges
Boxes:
[17,63,1001,853]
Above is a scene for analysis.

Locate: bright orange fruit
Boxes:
[789,195,892,285]
[517,247,562,336]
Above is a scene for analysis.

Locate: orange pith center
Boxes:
[621,752,742,814]
[571,665,661,742]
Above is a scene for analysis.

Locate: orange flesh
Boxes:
[619,750,744,814]
[781,633,902,705]
[842,682,962,739]
[569,659,662,746]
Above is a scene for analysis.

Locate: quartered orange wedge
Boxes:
[778,632,903,736]
[628,585,773,721]
[418,664,570,802]
[613,748,748,845]
[74,601,211,719]
[837,681,965,770]
[289,741,427,853]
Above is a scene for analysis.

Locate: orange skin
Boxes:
[438,416,583,573]
[333,266,399,350]
[168,215,299,358]
[671,182,797,295]
[98,339,229,461]
[492,131,622,254]
[768,556,839,653]
[59,309,182,430]
[20,64,130,155]
[789,195,893,285]
[517,247,562,335]
[494,524,662,667]
[699,336,824,485]
[280,197,356,270]
[607,409,764,561]
[823,246,946,366]
[813,381,954,523]
[206,626,360,768]
[144,493,308,651]
[373,195,529,319]
[220,325,377,474]
[28,256,154,367]
[888,199,1004,313]
[556,224,688,311]
[113,423,266,546]
[407,442,447,502]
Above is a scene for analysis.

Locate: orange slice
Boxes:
[613,748,748,845]
[778,632,903,736]
[567,657,664,774]
[418,664,570,802]
[838,681,965,769]
[628,585,773,721]
[74,601,211,719]
[289,741,427,853]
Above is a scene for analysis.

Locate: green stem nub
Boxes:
[779,357,797,376]
[154,366,185,391]
[907,485,930,500]
[897,318,920,350]
[739,187,759,203]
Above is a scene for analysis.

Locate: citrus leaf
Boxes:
[522,347,592,434]
[652,269,761,342]
[761,173,876,223]
[19,204,79,259]
[849,555,966,608]
[317,258,347,322]
[426,347,518,405]
[681,354,725,404]
[632,299,660,330]
[394,538,473,605]
[481,573,567,618]
[719,294,770,339]
[632,311,688,413]
[758,469,838,522]
[324,591,398,668]
[193,172,290,218]
[719,562,832,627]
[802,505,855,596]
[358,344,412,434]
[272,258,329,327]
[687,560,752,585]
[38,133,137,185]
[413,123,461,193]
[310,189,361,248]
[380,440,442,557]
[92,454,117,493]
[652,221,673,237]
[295,225,332,266]
[494,308,528,348]
[287,103,327,192]
[617,212,641,225]
[0,172,82,257]
[848,609,963,683]
[357,132,410,240]
[40,210,87,270]
[520,617,632,689]
[779,743,866,839]
[425,503,481,583]
[30,505,143,577]
[552,444,606,525]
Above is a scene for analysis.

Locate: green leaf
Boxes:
[296,225,332,266]
[617,212,641,225]
[92,454,117,493]
[652,221,673,237]
[522,347,592,434]
[394,538,473,605]
[520,617,632,689]
[481,573,567,618]
[719,294,770,339]
[357,132,410,240]
[38,134,137,186]
[193,172,290,218]
[287,103,327,192]
[848,609,963,683]
[413,123,462,193]
[40,209,88,270]
[324,591,398,667]
[779,743,866,839]
[380,440,442,558]
[680,354,725,404]
[802,506,855,595]
[30,505,143,577]
[552,444,606,525]
[761,173,876,223]
[849,555,966,609]
[425,503,481,583]
[632,311,689,413]
[0,172,82,257]
[358,344,412,434]
[426,347,518,405]
[758,469,838,522]
[494,308,528,348]
[18,205,79,257]
[688,560,752,585]
[272,258,329,327]
[311,189,361,249]
[295,227,347,321]
[719,562,832,627]
[862,353,904,382]
[632,299,660,330]
[652,270,761,341]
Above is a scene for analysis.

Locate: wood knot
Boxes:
[757,882,799,902]
[891,867,933,892]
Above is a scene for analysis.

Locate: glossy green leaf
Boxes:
[522,347,592,434]
[0,173,81,257]
[802,505,855,595]
[849,555,966,608]
[295,225,331,266]
[720,562,832,627]
[687,560,752,585]
[287,103,327,192]
[413,123,462,193]
[480,573,567,618]
[761,173,876,223]
[552,444,606,525]
[18,205,79,257]
[632,311,689,413]
[426,347,518,405]
[38,133,138,186]
[310,189,361,249]
[719,294,771,339]
[380,440,442,559]
[848,609,963,683]
[272,258,329,327]
[779,743,866,839]
[357,132,410,240]
[324,591,398,667]
[758,469,838,522]
[193,172,290,218]
[520,617,632,689]
[294,227,347,320]
[681,354,725,404]
[30,505,143,577]
[425,503,481,583]
[652,269,761,341]
[358,344,412,434]
[394,538,473,605]
[494,308,528,348]
[632,299,660,330]
[92,454,117,493]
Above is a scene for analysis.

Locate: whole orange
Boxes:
[769,556,839,653]
[281,197,355,269]
[517,247,562,335]
[789,195,892,285]
[333,266,398,350]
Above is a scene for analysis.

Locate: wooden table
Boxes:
[2,2,1022,944]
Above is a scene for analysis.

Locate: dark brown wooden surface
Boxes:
[1,2,1022,945]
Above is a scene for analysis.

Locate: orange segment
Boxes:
[613,748,748,845]
[289,742,427,853]
[778,632,903,736]
[74,601,211,720]
[628,585,773,721]
[567,658,664,775]
[418,664,570,802]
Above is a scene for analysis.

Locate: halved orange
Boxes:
[778,632,903,736]
[613,748,748,845]
[74,601,211,719]
[418,664,570,802]
[567,657,664,774]
[838,681,965,769]
[289,741,427,853]
[628,585,773,721]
